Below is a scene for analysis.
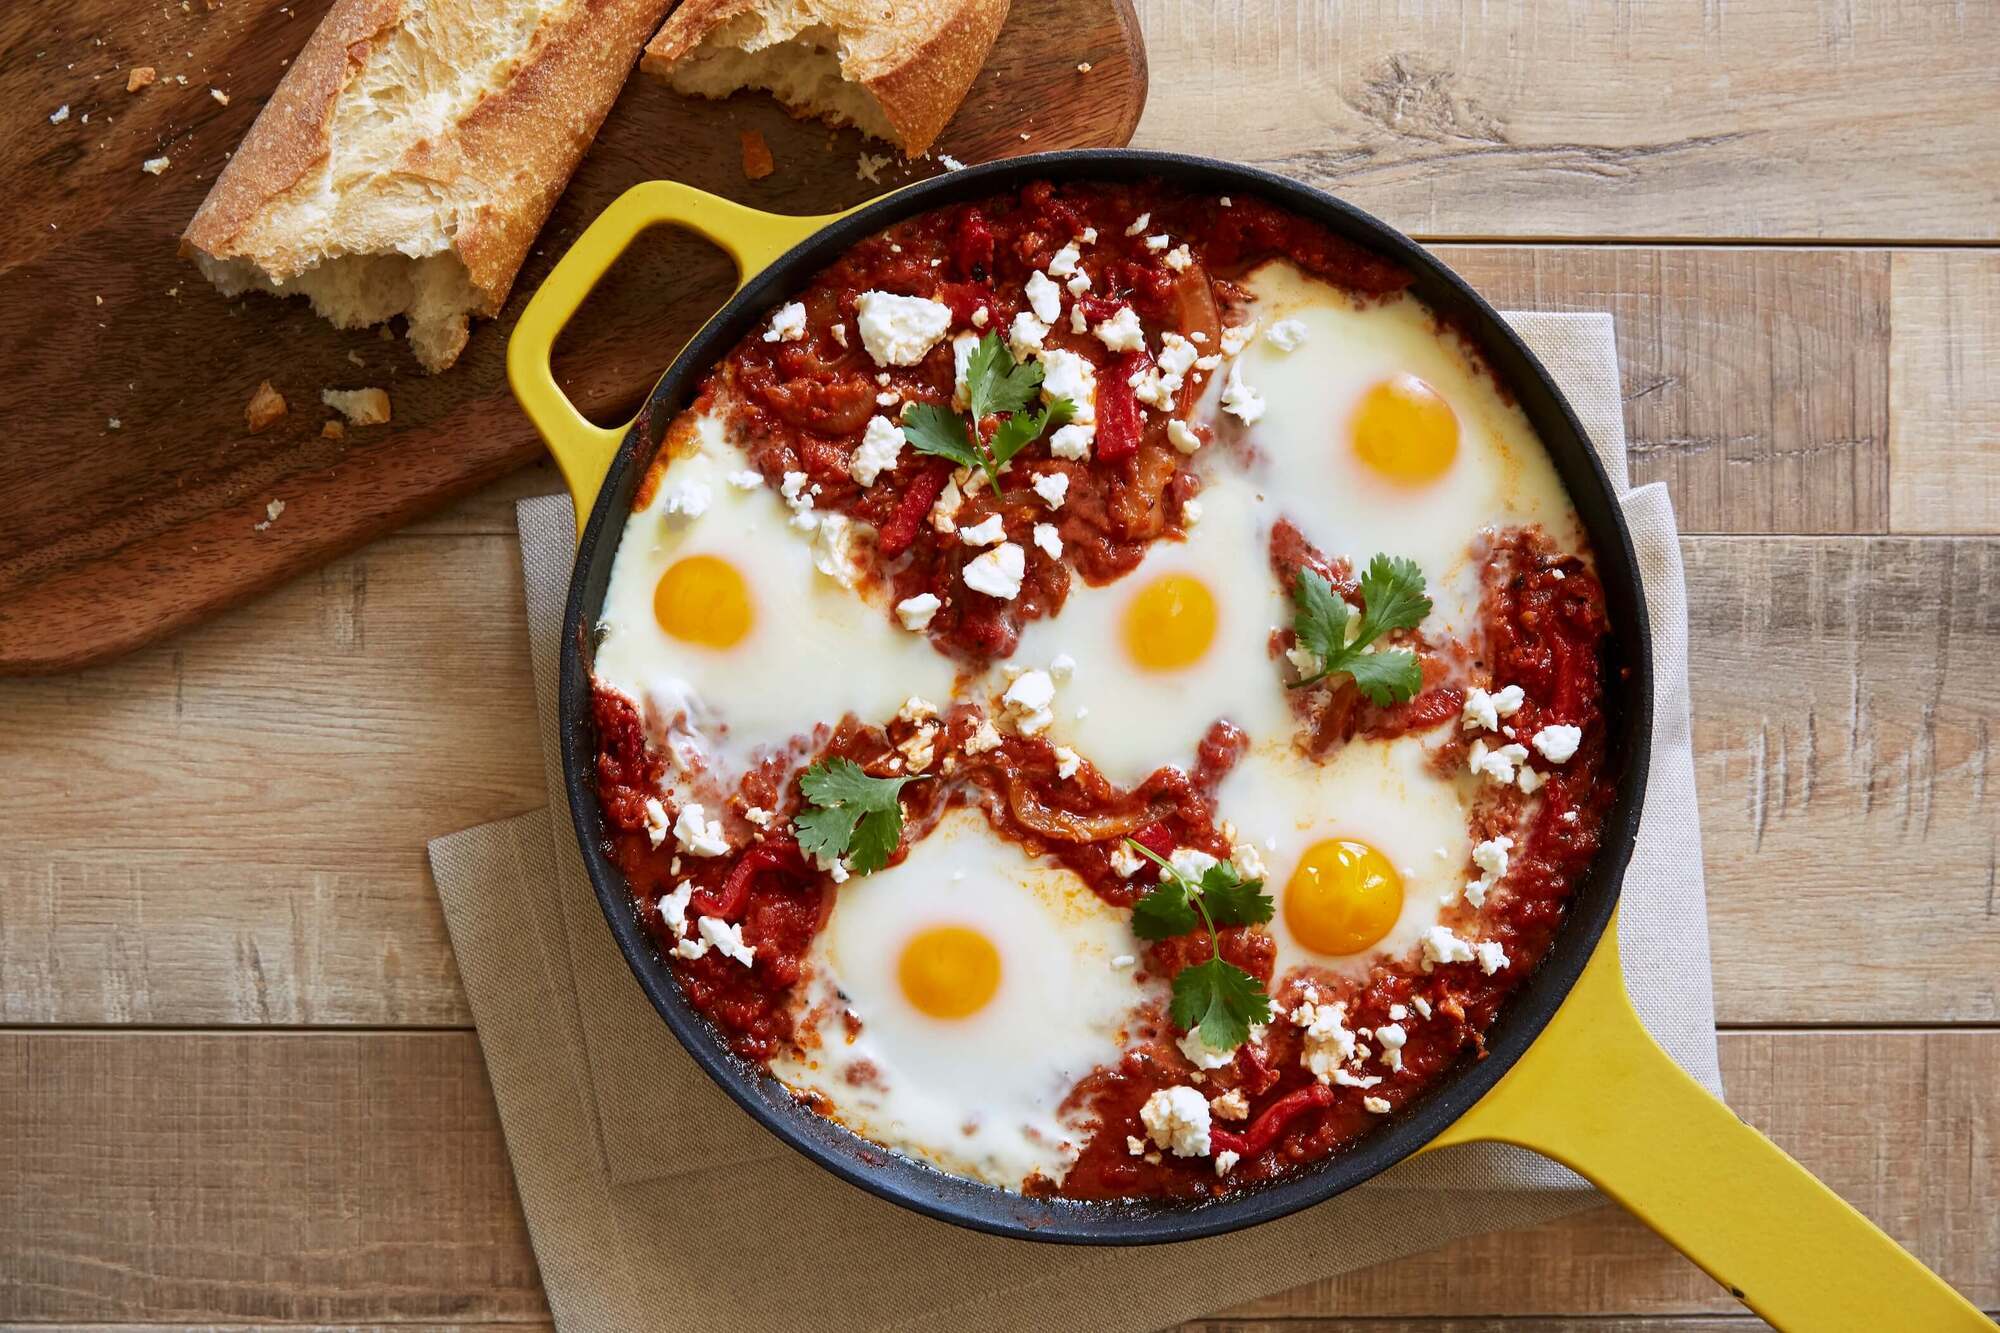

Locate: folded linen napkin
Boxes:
[428,312,1722,1330]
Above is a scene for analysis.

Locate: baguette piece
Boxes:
[183,0,675,372]
[643,0,1008,158]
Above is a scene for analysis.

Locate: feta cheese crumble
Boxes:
[854,291,952,366]
[1461,684,1526,732]
[1468,738,1530,785]
[1291,998,1359,1083]
[1167,419,1202,454]
[1047,423,1094,460]
[1210,1088,1250,1121]
[763,301,807,342]
[1092,305,1145,352]
[1000,669,1056,736]
[1220,361,1265,423]
[1037,347,1097,422]
[1032,522,1063,559]
[958,513,1006,547]
[673,803,730,858]
[660,479,711,519]
[849,414,905,486]
[1177,1027,1237,1070]
[1123,212,1151,236]
[1024,271,1063,324]
[1532,724,1583,764]
[1032,472,1070,509]
[962,542,1026,599]
[1138,1085,1213,1157]
[1054,746,1082,780]
[1420,926,1476,972]
[1476,939,1511,975]
[1465,835,1514,908]
[697,915,755,967]
[895,593,941,631]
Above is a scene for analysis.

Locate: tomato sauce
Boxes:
[590,179,1618,1200]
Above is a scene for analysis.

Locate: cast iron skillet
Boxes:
[554,152,1646,1242]
[508,154,1993,1327]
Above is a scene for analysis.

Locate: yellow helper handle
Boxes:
[1432,913,1991,1329]
[507,181,842,539]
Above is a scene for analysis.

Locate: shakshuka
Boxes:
[586,180,1616,1199]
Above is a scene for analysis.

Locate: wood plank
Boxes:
[1686,537,2000,1025]
[1891,251,2000,535]
[0,536,544,1026]
[2,534,1994,1025]
[1443,246,1890,535]
[1187,1321,1785,1332]
[0,1031,1991,1322]
[1131,0,2000,242]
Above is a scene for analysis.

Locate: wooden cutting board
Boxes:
[0,0,1145,675]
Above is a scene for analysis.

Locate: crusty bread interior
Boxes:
[644,0,1009,157]
[195,249,483,375]
[185,0,673,373]
[660,15,899,145]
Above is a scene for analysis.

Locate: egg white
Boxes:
[1223,262,1582,636]
[593,415,958,799]
[1007,469,1292,788]
[770,807,1153,1188]
[1216,733,1473,984]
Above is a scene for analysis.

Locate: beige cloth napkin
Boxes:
[429,313,1722,1330]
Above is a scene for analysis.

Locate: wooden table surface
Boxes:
[4,1,1997,1329]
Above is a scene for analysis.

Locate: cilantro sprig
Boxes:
[794,759,924,876]
[1288,555,1432,704]
[901,332,1075,498]
[1126,841,1275,1053]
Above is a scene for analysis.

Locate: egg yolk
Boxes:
[1351,374,1459,484]
[1285,838,1404,955]
[897,925,1002,1020]
[653,554,752,648]
[1122,573,1218,671]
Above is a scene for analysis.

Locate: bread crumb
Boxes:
[49,104,69,124]
[107,418,121,430]
[245,380,286,433]
[128,66,156,92]
[209,87,229,105]
[856,151,892,184]
[252,498,285,532]
[141,156,170,175]
[1077,61,1093,73]
[321,386,391,426]
[321,419,345,440]
[739,128,774,180]
[938,153,966,171]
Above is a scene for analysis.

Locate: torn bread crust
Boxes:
[642,0,1008,158]
[181,0,675,372]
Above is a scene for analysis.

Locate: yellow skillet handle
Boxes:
[1432,915,1991,1329]
[507,182,842,540]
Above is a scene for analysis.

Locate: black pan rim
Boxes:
[554,149,1655,1245]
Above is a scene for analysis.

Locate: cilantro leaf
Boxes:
[1290,568,1351,664]
[1286,558,1431,705]
[795,758,922,876]
[793,803,863,866]
[899,335,1068,499]
[900,402,982,473]
[1343,647,1425,707]
[1170,957,1273,1053]
[1130,875,1197,941]
[988,397,1075,471]
[1197,861,1276,928]
[1354,554,1432,641]
[966,331,1043,421]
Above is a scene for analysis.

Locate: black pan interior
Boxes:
[555,151,1654,1245]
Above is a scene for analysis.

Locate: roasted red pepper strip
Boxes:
[1209,1082,1336,1157]
[693,835,806,920]
[878,460,951,557]
[1093,348,1149,462]
[1130,820,1174,860]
